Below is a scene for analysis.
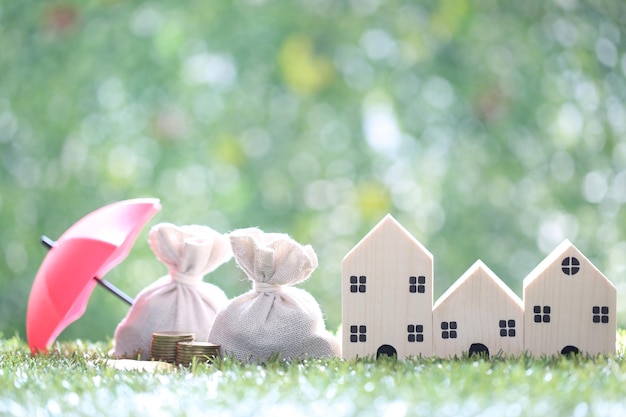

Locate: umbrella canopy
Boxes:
[41,235,135,306]
[27,198,161,353]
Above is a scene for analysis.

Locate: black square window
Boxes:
[407,323,424,343]
[592,305,609,324]
[418,276,425,293]
[350,325,366,343]
[409,276,426,294]
[441,321,457,339]
[499,319,516,337]
[350,275,366,293]
[533,305,551,323]
[561,257,580,275]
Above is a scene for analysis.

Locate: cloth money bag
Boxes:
[208,227,340,362]
[114,223,231,359]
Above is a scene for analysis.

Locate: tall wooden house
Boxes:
[523,240,616,357]
[432,260,524,358]
[341,214,433,359]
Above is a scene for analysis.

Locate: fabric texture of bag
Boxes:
[208,227,340,362]
[114,222,231,359]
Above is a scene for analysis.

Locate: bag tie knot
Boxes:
[253,281,282,294]
[171,272,200,286]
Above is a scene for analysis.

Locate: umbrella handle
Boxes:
[40,235,134,306]
[91,277,135,306]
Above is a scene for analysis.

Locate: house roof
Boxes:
[342,214,432,263]
[522,239,615,290]
[433,260,523,309]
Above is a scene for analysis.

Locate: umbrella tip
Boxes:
[40,235,55,249]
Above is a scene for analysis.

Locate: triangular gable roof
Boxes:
[522,239,615,290]
[433,260,523,309]
[342,213,432,263]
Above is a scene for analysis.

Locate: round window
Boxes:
[561,257,580,275]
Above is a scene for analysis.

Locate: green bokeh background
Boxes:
[1,0,625,343]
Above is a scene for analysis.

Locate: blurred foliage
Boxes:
[1,0,626,343]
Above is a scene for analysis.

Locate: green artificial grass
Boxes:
[1,332,626,417]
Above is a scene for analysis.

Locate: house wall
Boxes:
[341,217,433,359]
[523,247,616,356]
[432,265,524,358]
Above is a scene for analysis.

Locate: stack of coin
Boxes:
[150,331,194,363]
[175,341,220,367]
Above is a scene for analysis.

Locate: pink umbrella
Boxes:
[27,198,161,354]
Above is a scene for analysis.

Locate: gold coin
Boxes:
[152,331,195,338]
[175,341,220,366]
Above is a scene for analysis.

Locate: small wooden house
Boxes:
[341,214,433,359]
[432,260,524,358]
[523,240,616,357]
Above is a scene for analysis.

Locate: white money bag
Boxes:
[114,223,231,359]
[208,227,341,362]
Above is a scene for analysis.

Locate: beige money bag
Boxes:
[114,223,231,359]
[208,227,340,362]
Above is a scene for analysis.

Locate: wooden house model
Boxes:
[523,239,616,357]
[342,215,617,359]
[432,260,524,358]
[341,214,433,359]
